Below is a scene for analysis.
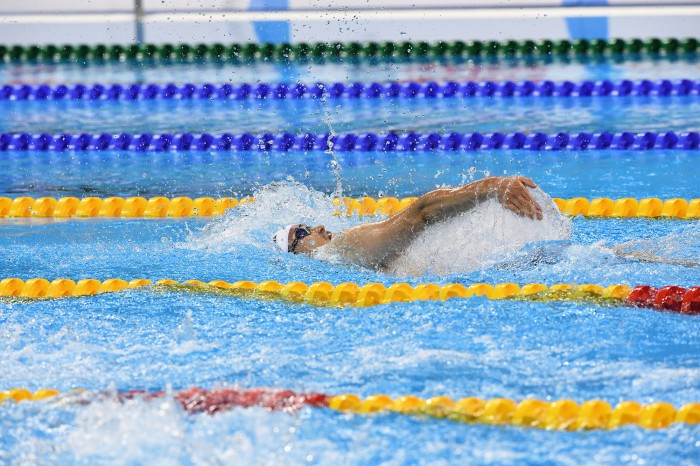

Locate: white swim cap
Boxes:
[273,224,296,252]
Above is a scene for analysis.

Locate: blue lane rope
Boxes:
[0,131,697,152]
[1,79,698,101]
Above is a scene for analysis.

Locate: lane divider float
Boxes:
[551,197,700,218]
[0,196,698,219]
[1,278,698,314]
[1,386,699,431]
[0,196,247,218]
[0,38,697,64]
[3,78,698,101]
[1,131,699,153]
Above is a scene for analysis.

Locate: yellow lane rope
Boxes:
[0,277,633,306]
[326,394,700,431]
[0,196,698,219]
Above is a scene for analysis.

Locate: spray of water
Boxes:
[385,187,572,276]
[318,93,344,208]
[186,182,353,254]
[613,227,700,267]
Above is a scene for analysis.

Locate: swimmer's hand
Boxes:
[495,176,543,220]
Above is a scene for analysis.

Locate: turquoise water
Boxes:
[0,56,699,465]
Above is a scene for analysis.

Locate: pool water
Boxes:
[1,54,699,464]
[4,96,700,135]
[2,54,698,85]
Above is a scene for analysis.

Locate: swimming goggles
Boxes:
[289,225,312,253]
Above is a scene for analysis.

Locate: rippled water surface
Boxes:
[1,150,697,200]
[1,55,699,86]
[1,51,699,466]
[3,96,700,134]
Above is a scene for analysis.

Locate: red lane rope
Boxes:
[119,388,331,414]
[627,286,700,313]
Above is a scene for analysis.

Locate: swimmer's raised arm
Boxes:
[413,176,543,225]
[333,176,543,269]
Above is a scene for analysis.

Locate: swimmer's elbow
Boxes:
[413,193,453,227]
[408,197,432,227]
[411,188,464,226]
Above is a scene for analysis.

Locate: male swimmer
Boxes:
[273,176,543,271]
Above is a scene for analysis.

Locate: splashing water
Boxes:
[386,188,572,276]
[319,92,344,203]
[186,182,571,277]
[613,227,700,267]
[186,182,354,254]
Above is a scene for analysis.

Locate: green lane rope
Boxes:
[0,38,697,65]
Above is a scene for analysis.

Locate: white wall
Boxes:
[3,0,700,13]
[1,1,699,45]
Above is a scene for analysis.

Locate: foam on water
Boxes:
[386,187,572,276]
[614,227,700,268]
[7,397,342,466]
[186,181,354,254]
[5,390,697,466]
[66,397,189,464]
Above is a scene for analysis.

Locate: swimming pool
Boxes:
[1,40,699,465]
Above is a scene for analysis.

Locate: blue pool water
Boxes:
[1,150,698,200]
[1,55,699,465]
[3,96,700,134]
[2,55,699,85]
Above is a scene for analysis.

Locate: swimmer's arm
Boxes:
[415,176,543,224]
[334,176,541,269]
[333,205,425,269]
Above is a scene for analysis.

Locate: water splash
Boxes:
[386,188,572,276]
[66,397,190,464]
[319,92,344,205]
[175,311,196,343]
[185,182,354,254]
[613,227,700,267]
[170,310,203,356]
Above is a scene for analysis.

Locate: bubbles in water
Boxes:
[67,397,188,463]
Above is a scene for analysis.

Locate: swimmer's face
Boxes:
[289,224,332,255]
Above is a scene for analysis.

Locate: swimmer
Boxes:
[273,176,543,270]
